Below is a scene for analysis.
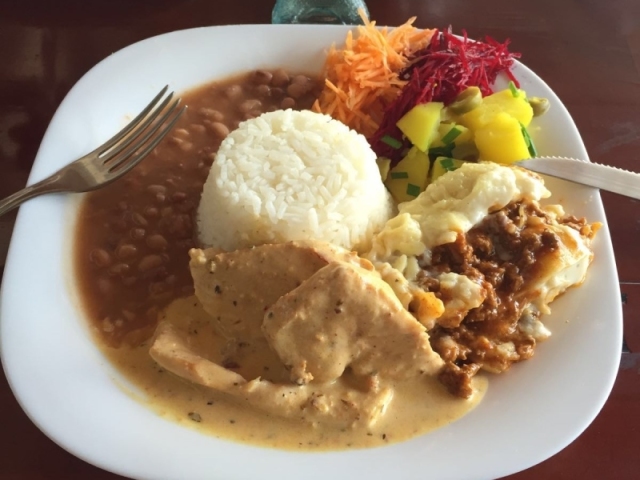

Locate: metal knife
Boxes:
[516,156,640,200]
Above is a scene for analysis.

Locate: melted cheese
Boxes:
[368,162,550,267]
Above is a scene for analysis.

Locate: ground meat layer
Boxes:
[422,201,591,398]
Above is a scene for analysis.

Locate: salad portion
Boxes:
[314,16,550,203]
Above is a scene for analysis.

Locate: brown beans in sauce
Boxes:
[238,99,261,113]
[281,97,296,109]
[90,248,112,268]
[138,254,164,272]
[130,228,146,240]
[271,69,289,87]
[206,121,230,138]
[252,70,273,85]
[146,234,169,251]
[75,69,322,346]
[117,244,138,260]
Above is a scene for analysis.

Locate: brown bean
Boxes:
[292,74,309,85]
[165,275,177,286]
[90,248,112,267]
[224,85,242,99]
[177,140,193,152]
[281,97,296,109]
[238,99,262,113]
[155,193,166,205]
[172,192,187,203]
[206,121,230,138]
[130,228,146,240]
[271,87,284,98]
[138,254,163,272]
[117,244,138,260]
[271,69,289,87]
[144,207,159,219]
[190,123,206,134]
[122,310,137,322]
[146,234,168,251]
[109,263,130,276]
[256,84,271,97]
[122,276,137,286]
[198,107,224,121]
[132,212,148,227]
[174,128,190,138]
[117,201,128,212]
[252,70,273,85]
[286,82,308,99]
[243,110,260,120]
[147,184,167,195]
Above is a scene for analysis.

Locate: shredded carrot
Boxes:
[313,12,434,137]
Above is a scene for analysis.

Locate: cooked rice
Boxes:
[197,109,394,251]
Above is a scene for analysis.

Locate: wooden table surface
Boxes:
[1,1,639,478]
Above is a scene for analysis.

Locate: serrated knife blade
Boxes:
[516,156,640,200]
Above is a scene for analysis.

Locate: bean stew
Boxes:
[75,69,323,346]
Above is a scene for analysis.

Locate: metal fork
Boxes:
[0,86,186,217]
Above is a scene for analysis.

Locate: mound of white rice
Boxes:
[197,109,394,252]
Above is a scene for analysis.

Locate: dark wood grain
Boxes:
[1,1,638,478]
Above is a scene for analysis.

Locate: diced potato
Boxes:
[431,157,467,182]
[431,123,472,148]
[459,102,502,132]
[385,147,431,203]
[376,157,391,181]
[474,112,530,164]
[483,88,533,127]
[396,102,444,152]
[459,87,534,132]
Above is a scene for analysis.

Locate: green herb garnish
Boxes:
[508,81,519,98]
[390,171,409,179]
[519,122,538,157]
[440,157,457,172]
[428,145,455,160]
[440,126,462,145]
[381,135,403,149]
[406,183,421,196]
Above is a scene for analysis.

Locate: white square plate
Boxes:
[0,25,622,480]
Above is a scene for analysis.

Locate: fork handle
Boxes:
[0,173,65,217]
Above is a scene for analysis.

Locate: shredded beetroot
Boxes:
[371,28,520,163]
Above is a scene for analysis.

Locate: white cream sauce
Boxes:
[101,297,487,451]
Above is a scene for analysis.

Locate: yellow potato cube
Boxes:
[459,87,534,132]
[396,102,444,151]
[474,112,531,164]
[385,147,431,203]
[484,88,534,127]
